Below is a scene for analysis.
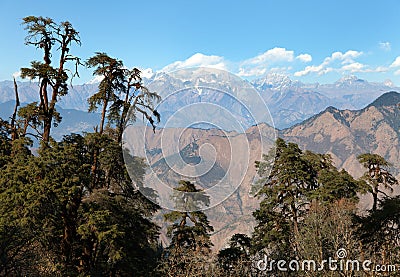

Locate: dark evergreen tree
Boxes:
[86,52,160,139]
[1,15,163,277]
[304,150,365,203]
[356,196,400,268]
[357,153,398,211]
[252,138,320,260]
[0,137,38,276]
[217,233,251,275]
[158,180,214,276]
[20,16,81,142]
[164,180,213,254]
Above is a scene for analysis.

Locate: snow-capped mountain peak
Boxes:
[252,73,305,92]
[384,79,395,87]
[335,75,365,86]
[263,73,292,87]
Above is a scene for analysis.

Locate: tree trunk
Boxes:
[42,117,52,143]
[291,202,300,259]
[117,86,132,143]
[372,190,378,211]
[10,78,20,141]
[91,98,108,189]
[99,98,108,135]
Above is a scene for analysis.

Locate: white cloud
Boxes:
[238,47,301,77]
[155,48,398,81]
[161,53,227,72]
[296,53,312,63]
[237,67,267,77]
[373,66,389,72]
[340,63,390,74]
[379,42,391,51]
[294,65,333,77]
[294,50,363,76]
[329,50,363,64]
[243,47,295,65]
[390,56,400,68]
[341,62,365,72]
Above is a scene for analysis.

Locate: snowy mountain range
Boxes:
[0,73,397,130]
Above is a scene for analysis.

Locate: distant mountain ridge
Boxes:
[0,81,98,111]
[252,73,398,128]
[365,90,400,108]
[1,74,397,129]
[0,101,101,141]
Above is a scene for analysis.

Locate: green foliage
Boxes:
[0,131,160,276]
[0,15,164,277]
[355,196,400,267]
[252,138,320,259]
[315,169,364,202]
[86,53,124,113]
[86,52,160,138]
[252,138,366,264]
[217,233,251,273]
[357,153,399,211]
[158,181,214,276]
[356,196,400,246]
[0,137,40,276]
[20,16,81,142]
[358,153,389,168]
[164,181,213,254]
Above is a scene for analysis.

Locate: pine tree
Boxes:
[356,196,400,268]
[0,137,38,276]
[357,153,398,211]
[304,150,364,203]
[1,16,163,276]
[159,180,214,276]
[86,52,160,139]
[252,138,320,259]
[20,16,81,142]
[217,233,251,275]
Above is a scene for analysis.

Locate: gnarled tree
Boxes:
[86,52,160,140]
[357,153,398,211]
[20,16,81,142]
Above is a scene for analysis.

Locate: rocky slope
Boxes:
[282,91,400,179]
[136,91,400,250]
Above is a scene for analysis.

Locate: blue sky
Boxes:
[1,0,400,84]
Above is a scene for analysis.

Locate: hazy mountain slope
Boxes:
[0,101,101,140]
[282,91,400,178]
[123,123,277,250]
[0,81,98,111]
[137,91,400,249]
